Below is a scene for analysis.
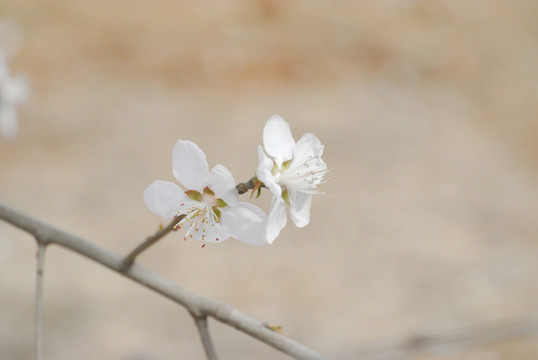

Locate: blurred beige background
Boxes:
[1,1,537,359]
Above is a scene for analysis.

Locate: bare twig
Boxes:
[35,240,46,360]
[120,214,186,272]
[192,313,219,360]
[340,319,538,360]
[0,202,328,360]
[3,201,538,360]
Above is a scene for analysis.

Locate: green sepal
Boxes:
[185,190,202,202]
[271,163,278,176]
[281,159,292,171]
[281,188,290,205]
[217,198,228,208]
[212,207,222,221]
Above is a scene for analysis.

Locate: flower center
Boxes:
[275,156,328,195]
[173,187,228,241]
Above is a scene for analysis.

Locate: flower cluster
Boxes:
[144,115,328,246]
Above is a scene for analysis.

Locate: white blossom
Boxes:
[257,115,328,243]
[0,51,28,139]
[144,140,268,246]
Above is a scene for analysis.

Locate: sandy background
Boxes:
[1,1,537,359]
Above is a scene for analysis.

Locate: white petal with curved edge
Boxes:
[172,140,209,191]
[209,164,238,206]
[292,133,324,166]
[256,146,282,198]
[144,180,188,220]
[289,190,312,228]
[185,217,229,243]
[264,197,287,244]
[262,115,295,167]
[202,223,229,243]
[221,203,268,246]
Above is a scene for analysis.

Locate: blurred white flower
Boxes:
[257,115,328,243]
[144,140,268,246]
[0,51,28,139]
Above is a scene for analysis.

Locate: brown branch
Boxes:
[235,178,256,194]
[0,201,328,360]
[235,176,265,195]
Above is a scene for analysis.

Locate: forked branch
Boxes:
[0,202,328,360]
[192,313,219,360]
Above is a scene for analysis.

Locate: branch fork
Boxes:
[0,202,328,360]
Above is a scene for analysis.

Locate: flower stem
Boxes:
[120,214,186,272]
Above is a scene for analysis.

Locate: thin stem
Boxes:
[35,241,46,360]
[192,314,218,360]
[120,214,185,272]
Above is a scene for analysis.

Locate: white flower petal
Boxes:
[292,133,324,165]
[144,180,188,220]
[221,203,268,246]
[209,164,238,206]
[262,115,295,167]
[185,217,229,243]
[203,224,229,243]
[172,140,209,191]
[264,197,287,244]
[256,145,281,198]
[289,190,312,228]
